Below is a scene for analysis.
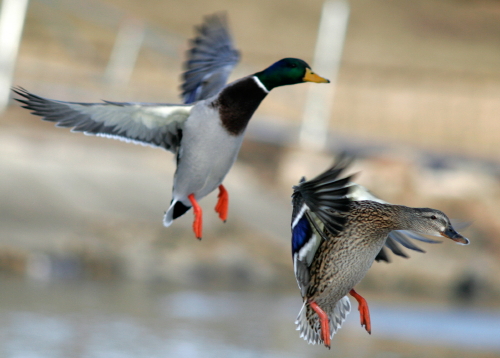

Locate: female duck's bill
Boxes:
[442,225,469,245]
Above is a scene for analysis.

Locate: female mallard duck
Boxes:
[13,14,329,240]
[291,155,469,349]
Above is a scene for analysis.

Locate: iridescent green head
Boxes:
[253,58,329,91]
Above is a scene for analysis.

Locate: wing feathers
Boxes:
[181,12,240,103]
[375,229,442,262]
[291,154,354,296]
[293,166,354,237]
[13,87,192,153]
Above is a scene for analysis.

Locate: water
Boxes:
[370,304,500,352]
[0,279,498,358]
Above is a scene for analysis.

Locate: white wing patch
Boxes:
[293,231,321,297]
[348,183,387,203]
[292,203,308,229]
[298,232,320,265]
[139,105,192,128]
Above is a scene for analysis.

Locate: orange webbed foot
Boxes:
[309,301,331,349]
[188,194,203,240]
[214,184,229,222]
[349,288,371,334]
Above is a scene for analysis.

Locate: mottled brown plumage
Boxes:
[308,202,403,302]
[291,156,470,348]
[295,200,469,348]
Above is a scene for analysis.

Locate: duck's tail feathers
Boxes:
[163,200,191,227]
[295,296,351,345]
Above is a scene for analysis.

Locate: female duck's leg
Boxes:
[309,301,331,349]
[349,288,371,334]
[214,184,228,222]
[188,194,203,240]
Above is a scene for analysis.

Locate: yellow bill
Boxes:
[303,68,330,83]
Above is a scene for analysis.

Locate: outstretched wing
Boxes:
[14,87,193,153]
[375,230,442,262]
[181,12,240,104]
[291,154,354,297]
[348,183,442,262]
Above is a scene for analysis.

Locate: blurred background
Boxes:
[1,0,500,357]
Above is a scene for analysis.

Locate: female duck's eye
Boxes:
[431,215,437,220]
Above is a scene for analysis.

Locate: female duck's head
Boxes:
[254,58,329,91]
[406,208,469,245]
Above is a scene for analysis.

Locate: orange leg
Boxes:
[309,300,331,349]
[349,288,371,334]
[188,194,203,240]
[214,184,229,222]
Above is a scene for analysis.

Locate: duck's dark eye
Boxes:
[289,63,297,68]
[431,215,437,220]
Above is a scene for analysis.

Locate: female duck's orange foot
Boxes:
[214,184,229,222]
[349,288,371,334]
[309,301,331,349]
[188,194,203,240]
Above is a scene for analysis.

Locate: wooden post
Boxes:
[104,18,145,87]
[299,0,349,151]
[0,0,29,112]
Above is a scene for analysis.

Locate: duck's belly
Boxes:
[173,105,244,203]
[314,237,386,306]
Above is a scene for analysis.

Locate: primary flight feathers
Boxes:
[182,13,240,103]
[13,87,191,152]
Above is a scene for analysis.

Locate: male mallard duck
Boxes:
[291,155,469,349]
[13,14,329,240]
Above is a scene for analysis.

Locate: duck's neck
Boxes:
[364,202,429,232]
[352,201,413,232]
[391,205,441,234]
[254,69,292,91]
[212,76,269,136]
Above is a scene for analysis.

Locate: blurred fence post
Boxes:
[0,0,29,113]
[299,0,349,151]
[104,17,145,87]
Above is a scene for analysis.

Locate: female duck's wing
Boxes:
[347,183,442,262]
[13,87,192,153]
[181,12,240,104]
[291,154,354,296]
[293,154,354,236]
[375,230,442,262]
[378,220,470,262]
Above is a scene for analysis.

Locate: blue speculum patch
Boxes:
[292,216,312,255]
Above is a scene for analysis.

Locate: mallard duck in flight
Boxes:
[13,13,329,239]
[291,154,469,348]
